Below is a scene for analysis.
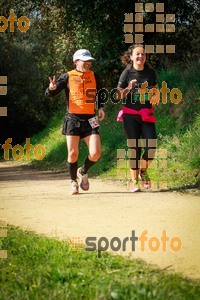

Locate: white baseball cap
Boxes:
[73,49,95,62]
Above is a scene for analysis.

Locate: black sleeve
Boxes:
[45,73,69,98]
[152,69,158,86]
[117,68,129,89]
[94,72,104,109]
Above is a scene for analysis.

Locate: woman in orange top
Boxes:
[46,49,105,195]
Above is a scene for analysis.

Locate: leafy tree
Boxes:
[0,1,65,144]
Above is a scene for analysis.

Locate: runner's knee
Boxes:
[89,149,101,161]
[142,147,156,161]
[68,149,79,162]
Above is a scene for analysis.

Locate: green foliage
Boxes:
[160,114,200,188]
[156,61,200,134]
[1,226,200,299]
[0,1,67,145]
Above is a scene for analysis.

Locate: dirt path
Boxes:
[0,161,200,280]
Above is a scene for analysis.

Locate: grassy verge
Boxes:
[0,226,200,300]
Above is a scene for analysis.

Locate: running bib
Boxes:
[88,116,99,129]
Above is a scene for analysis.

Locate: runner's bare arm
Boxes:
[98,108,105,121]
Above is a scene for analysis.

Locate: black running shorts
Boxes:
[62,115,99,139]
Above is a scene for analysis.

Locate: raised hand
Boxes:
[150,94,159,106]
[127,79,138,90]
[49,76,57,90]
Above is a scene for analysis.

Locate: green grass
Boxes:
[0,226,200,300]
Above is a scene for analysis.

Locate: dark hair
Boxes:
[121,44,152,68]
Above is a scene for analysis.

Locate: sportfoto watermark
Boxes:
[0,220,7,259]
[85,81,182,105]
[0,76,7,117]
[1,138,46,160]
[124,2,175,53]
[0,9,30,33]
[69,230,182,257]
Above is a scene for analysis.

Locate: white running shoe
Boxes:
[77,167,89,191]
[130,179,140,193]
[70,180,79,195]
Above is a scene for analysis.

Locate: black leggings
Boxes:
[123,114,157,170]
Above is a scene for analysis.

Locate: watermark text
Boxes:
[1,138,46,161]
[0,9,30,33]
[69,230,182,257]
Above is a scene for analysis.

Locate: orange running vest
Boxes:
[67,70,96,114]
